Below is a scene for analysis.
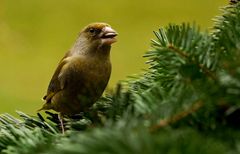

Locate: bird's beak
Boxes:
[101,27,118,45]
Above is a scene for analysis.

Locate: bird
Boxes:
[39,22,117,132]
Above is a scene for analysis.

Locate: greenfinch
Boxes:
[39,23,117,116]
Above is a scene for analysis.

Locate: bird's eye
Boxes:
[89,28,95,33]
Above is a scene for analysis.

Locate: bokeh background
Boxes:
[0,0,227,115]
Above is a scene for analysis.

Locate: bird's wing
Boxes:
[43,56,74,103]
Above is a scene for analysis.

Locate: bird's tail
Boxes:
[37,103,52,112]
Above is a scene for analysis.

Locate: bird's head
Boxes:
[81,23,117,46]
[71,22,117,56]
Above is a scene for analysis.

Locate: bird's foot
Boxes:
[58,114,65,134]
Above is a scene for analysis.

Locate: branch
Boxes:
[168,44,188,58]
[149,100,203,133]
[168,44,217,80]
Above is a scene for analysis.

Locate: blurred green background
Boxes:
[0,0,226,115]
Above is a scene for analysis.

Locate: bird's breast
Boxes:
[69,56,111,100]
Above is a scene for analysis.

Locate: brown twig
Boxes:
[149,100,203,133]
[168,44,217,80]
[168,44,188,58]
[198,64,217,80]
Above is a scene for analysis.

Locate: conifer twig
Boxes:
[168,44,217,80]
[168,44,188,58]
[149,100,203,133]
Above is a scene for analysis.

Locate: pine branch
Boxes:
[168,44,217,80]
[149,100,203,132]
